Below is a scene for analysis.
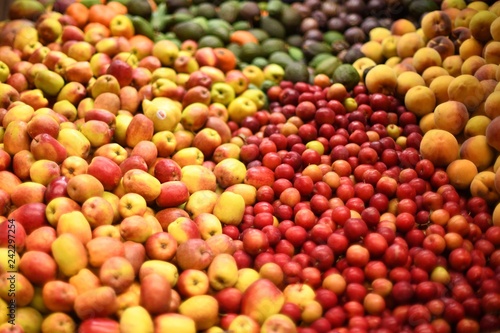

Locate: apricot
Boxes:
[447,74,485,112]
[421,66,449,86]
[381,35,400,60]
[459,135,496,171]
[491,17,500,41]
[352,57,377,79]
[427,36,456,61]
[360,41,384,64]
[364,64,397,95]
[497,65,500,81]
[419,113,437,133]
[486,114,500,152]
[490,2,500,16]
[404,86,436,118]
[411,47,442,74]
[450,27,472,52]
[454,8,478,28]
[396,32,425,59]
[493,202,500,226]
[464,115,492,138]
[459,38,484,60]
[470,171,499,206]
[441,55,463,77]
[385,56,401,67]
[480,80,498,102]
[470,11,497,42]
[483,41,500,64]
[443,8,461,27]
[446,159,478,190]
[429,75,454,105]
[473,64,498,81]
[392,63,417,77]
[468,1,489,11]
[420,129,459,167]
[390,19,416,36]
[421,11,453,40]
[369,27,391,43]
[460,55,486,75]
[441,0,467,10]
[433,101,469,135]
[395,71,426,98]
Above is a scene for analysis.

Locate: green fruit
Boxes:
[332,64,361,91]
[309,53,335,69]
[314,56,342,77]
[268,51,295,70]
[252,57,268,69]
[195,3,217,19]
[266,0,283,18]
[197,35,224,48]
[286,35,304,48]
[8,0,46,21]
[238,1,261,23]
[79,0,102,8]
[206,24,231,44]
[127,0,152,19]
[172,21,205,41]
[172,12,194,24]
[408,0,439,19]
[207,19,233,32]
[130,15,156,40]
[284,62,310,84]
[260,79,277,92]
[239,42,263,63]
[247,29,269,43]
[302,41,332,60]
[232,21,252,31]
[324,31,345,45]
[218,1,240,23]
[226,43,242,59]
[34,70,65,97]
[279,5,302,32]
[261,38,288,58]
[259,16,286,39]
[288,46,304,62]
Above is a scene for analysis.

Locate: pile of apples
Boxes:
[0,1,499,333]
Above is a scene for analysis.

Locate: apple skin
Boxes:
[241,278,286,325]
[175,238,215,271]
[156,181,190,208]
[244,166,275,189]
[78,318,120,333]
[0,219,26,252]
[87,156,122,191]
[144,231,177,262]
[8,202,49,235]
[140,273,171,315]
[44,175,69,202]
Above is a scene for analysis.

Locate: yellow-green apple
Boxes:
[45,196,80,227]
[175,238,214,271]
[74,286,118,320]
[24,226,56,254]
[13,306,43,332]
[0,61,9,83]
[2,103,33,126]
[113,112,133,146]
[66,173,104,204]
[69,268,101,295]
[155,179,190,208]
[90,74,120,99]
[89,52,111,77]
[80,119,113,148]
[26,63,48,86]
[283,283,316,307]
[241,278,285,325]
[172,147,204,168]
[210,82,235,106]
[60,157,88,180]
[228,96,258,124]
[178,294,219,331]
[78,318,120,333]
[57,127,91,159]
[213,158,247,189]
[194,48,218,68]
[86,236,125,268]
[53,56,76,78]
[122,169,161,202]
[152,40,179,67]
[242,65,265,87]
[102,191,120,224]
[177,269,209,298]
[153,158,181,183]
[19,88,49,110]
[167,216,201,244]
[213,191,245,226]
[64,61,93,85]
[124,113,154,148]
[99,256,135,294]
[41,280,77,313]
[227,314,260,333]
[192,212,222,240]
[123,240,147,276]
[139,260,178,287]
[119,215,152,243]
[183,189,219,218]
[81,196,115,229]
[151,131,176,158]
[51,233,88,277]
[41,312,76,333]
[207,253,239,291]
[118,192,147,218]
[181,164,217,194]
[27,114,60,139]
[0,272,34,307]
[261,314,297,333]
[92,225,121,240]
[10,181,45,206]
[30,133,68,164]
[0,83,20,109]
[235,268,261,293]
[67,41,96,62]
[226,184,257,206]
[56,211,92,245]
[8,202,50,235]
[3,120,30,156]
[225,69,249,95]
[109,14,134,39]
[57,81,87,106]
[87,156,122,191]
[205,116,232,144]
[120,306,154,333]
[154,313,196,333]
[93,143,128,165]
[151,77,178,98]
[139,273,171,315]
[52,100,77,122]
[144,231,177,261]
[33,69,65,97]
[263,63,285,84]
[192,128,222,158]
[150,67,176,83]
[240,89,267,110]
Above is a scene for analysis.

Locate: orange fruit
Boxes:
[65,2,89,29]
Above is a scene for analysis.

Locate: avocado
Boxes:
[197,35,224,48]
[279,5,302,33]
[247,29,269,43]
[127,0,152,19]
[261,38,288,58]
[259,16,286,40]
[332,64,361,91]
[172,21,205,41]
[239,42,263,63]
[268,51,295,69]
[238,1,261,24]
[284,62,310,84]
[218,1,241,24]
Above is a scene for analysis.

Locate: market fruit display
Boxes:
[0,0,500,332]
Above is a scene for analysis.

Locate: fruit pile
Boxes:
[0,0,499,332]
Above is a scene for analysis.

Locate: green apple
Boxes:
[263,64,285,83]
[34,70,65,97]
[210,82,235,106]
[227,96,258,124]
[0,61,10,83]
